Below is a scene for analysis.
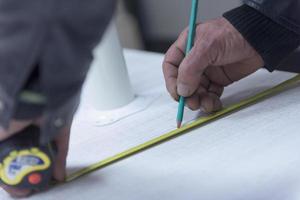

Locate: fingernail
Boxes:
[177,83,190,97]
[200,106,207,113]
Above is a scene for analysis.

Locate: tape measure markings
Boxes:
[66,74,300,182]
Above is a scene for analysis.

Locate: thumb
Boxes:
[177,44,210,97]
[53,126,71,182]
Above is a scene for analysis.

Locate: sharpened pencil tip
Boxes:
[177,121,182,129]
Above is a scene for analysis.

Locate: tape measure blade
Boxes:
[66,74,300,183]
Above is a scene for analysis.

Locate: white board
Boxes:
[1,50,299,200]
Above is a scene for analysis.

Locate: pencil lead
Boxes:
[177,121,182,129]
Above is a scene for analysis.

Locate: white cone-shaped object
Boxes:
[84,20,134,110]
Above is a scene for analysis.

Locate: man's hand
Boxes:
[163,17,264,112]
[0,119,70,198]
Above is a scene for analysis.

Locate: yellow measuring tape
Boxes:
[66,74,300,183]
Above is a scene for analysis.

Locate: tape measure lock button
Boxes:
[28,173,42,185]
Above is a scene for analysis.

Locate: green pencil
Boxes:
[177,0,199,128]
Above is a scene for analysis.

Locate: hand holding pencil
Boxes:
[162,16,264,126]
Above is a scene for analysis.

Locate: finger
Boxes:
[200,93,222,113]
[163,30,188,100]
[186,85,207,111]
[164,29,188,66]
[163,61,179,100]
[199,75,210,89]
[186,93,201,111]
[208,82,224,97]
[1,185,32,198]
[53,126,71,182]
[0,119,33,141]
[177,40,210,97]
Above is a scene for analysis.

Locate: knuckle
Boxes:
[163,48,173,64]
[187,98,200,111]
[162,60,169,72]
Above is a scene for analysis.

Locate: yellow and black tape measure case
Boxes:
[0,126,56,189]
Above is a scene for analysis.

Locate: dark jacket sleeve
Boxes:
[277,48,300,73]
[223,0,300,72]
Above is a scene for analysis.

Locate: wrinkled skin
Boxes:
[163,17,264,113]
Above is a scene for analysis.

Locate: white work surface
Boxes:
[2,50,300,200]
